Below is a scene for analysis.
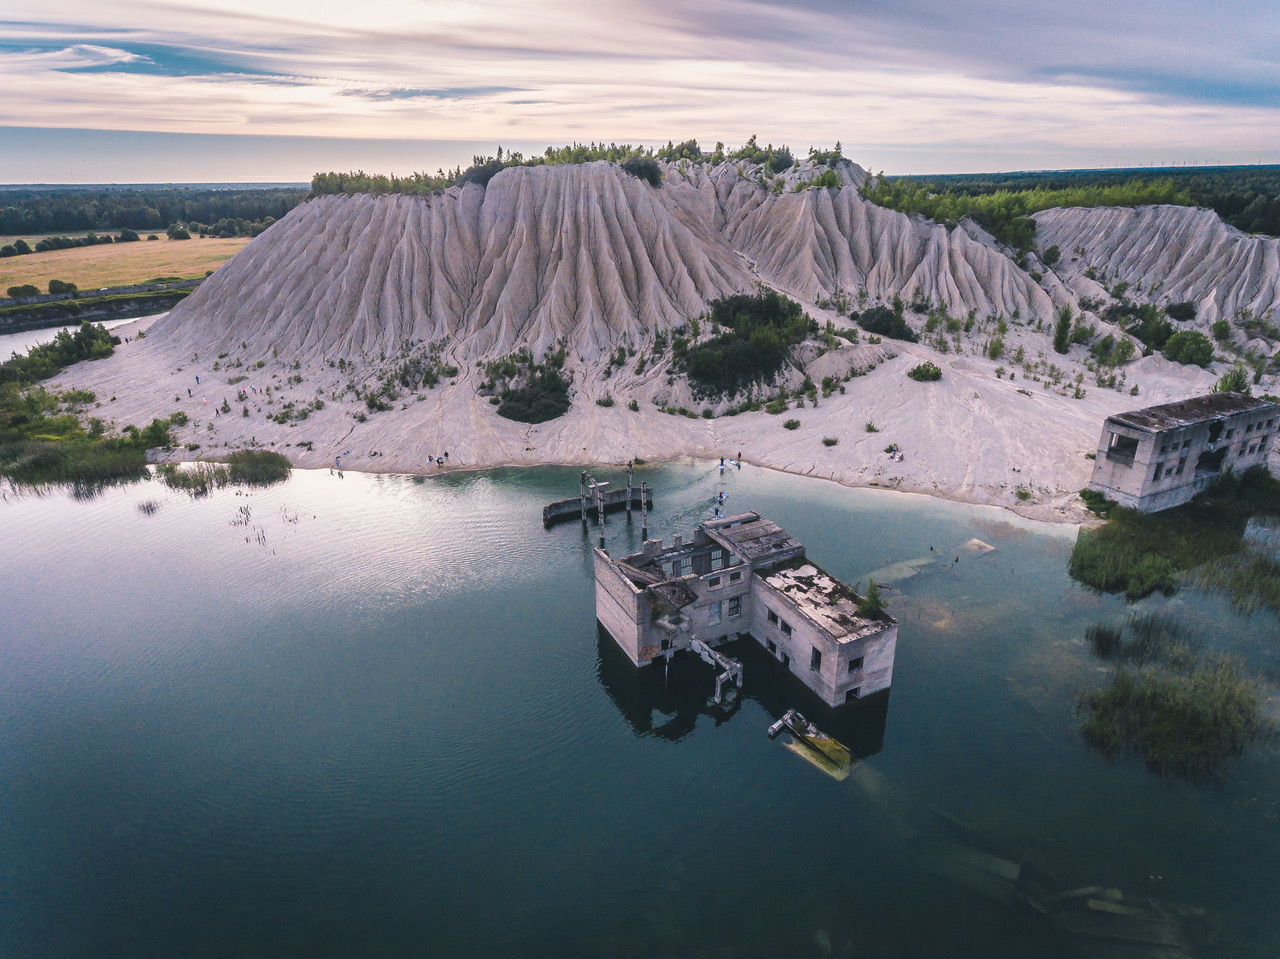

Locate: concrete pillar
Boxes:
[640,480,648,541]
[580,470,588,526]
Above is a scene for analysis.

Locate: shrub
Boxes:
[225,449,290,485]
[117,228,140,242]
[865,421,878,433]
[166,224,191,240]
[1041,244,1060,266]
[764,396,788,414]
[1165,301,1197,321]
[684,291,812,398]
[1053,306,1073,354]
[854,305,917,343]
[856,580,887,620]
[987,337,1004,360]
[1163,330,1214,367]
[621,156,662,186]
[1211,319,1232,341]
[595,395,614,407]
[907,361,942,381]
[783,418,800,430]
[48,279,77,296]
[821,437,838,446]
[1213,364,1251,396]
[498,367,572,423]
[627,399,639,412]
[7,284,40,298]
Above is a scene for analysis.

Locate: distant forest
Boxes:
[0,187,309,238]
[867,166,1280,241]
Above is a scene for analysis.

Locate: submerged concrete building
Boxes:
[594,512,897,707]
[1088,393,1278,512]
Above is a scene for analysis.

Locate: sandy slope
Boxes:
[49,159,1278,523]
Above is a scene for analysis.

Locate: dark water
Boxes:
[2,462,1278,958]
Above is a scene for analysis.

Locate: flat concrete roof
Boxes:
[1109,393,1277,433]
[703,513,802,563]
[760,559,892,641]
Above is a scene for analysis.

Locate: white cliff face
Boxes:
[151,157,1089,366]
[1033,204,1280,325]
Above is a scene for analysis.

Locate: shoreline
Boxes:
[37,313,1238,530]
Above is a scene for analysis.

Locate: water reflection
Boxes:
[595,625,889,760]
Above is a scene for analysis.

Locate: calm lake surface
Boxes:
[2,461,1278,958]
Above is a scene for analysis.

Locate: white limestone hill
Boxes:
[1034,204,1280,325]
[56,156,1280,524]
[152,157,1061,365]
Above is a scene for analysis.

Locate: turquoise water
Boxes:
[1,461,1277,958]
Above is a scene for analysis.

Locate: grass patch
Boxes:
[1079,487,1116,518]
[0,327,179,493]
[1068,467,1280,602]
[157,461,230,497]
[1190,547,1280,616]
[224,449,290,485]
[1079,661,1263,780]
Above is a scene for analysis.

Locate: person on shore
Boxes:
[187,388,192,398]
[195,375,199,385]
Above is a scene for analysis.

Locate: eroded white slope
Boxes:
[152,162,757,364]
[1034,204,1280,323]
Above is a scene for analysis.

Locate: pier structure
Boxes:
[594,512,898,708]
[542,467,653,527]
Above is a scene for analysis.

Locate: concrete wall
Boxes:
[681,567,753,646]
[593,549,653,666]
[746,577,894,707]
[1090,410,1277,512]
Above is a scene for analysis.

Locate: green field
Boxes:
[1,235,249,293]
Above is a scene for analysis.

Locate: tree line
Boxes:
[867,166,1280,239]
[860,177,1191,254]
[309,138,847,198]
[0,187,307,237]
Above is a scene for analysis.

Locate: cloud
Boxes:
[0,0,1277,175]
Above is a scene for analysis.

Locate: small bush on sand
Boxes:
[225,449,290,485]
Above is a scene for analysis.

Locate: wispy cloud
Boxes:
[1,0,1277,177]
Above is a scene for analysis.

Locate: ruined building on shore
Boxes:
[1088,393,1278,513]
[594,512,897,707]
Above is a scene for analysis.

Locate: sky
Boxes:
[2,0,1279,183]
